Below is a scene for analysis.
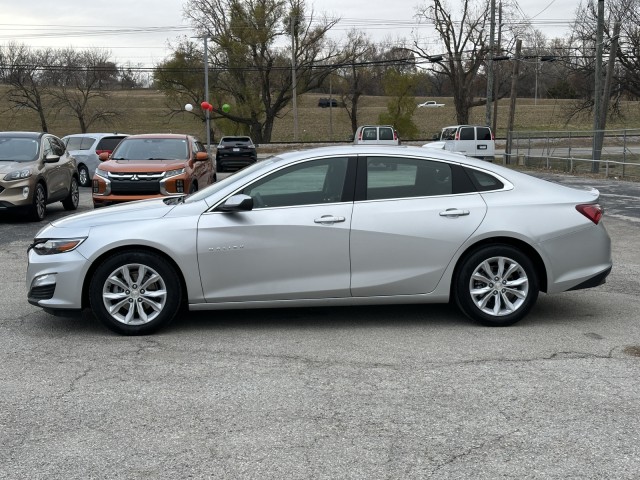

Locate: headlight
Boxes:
[30,238,86,255]
[94,169,108,178]
[4,168,32,181]
[165,168,186,178]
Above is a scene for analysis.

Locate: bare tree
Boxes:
[332,30,379,135]
[182,0,339,143]
[412,0,492,124]
[0,43,56,132]
[50,49,120,133]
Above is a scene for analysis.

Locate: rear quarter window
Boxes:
[66,137,96,150]
[464,168,504,192]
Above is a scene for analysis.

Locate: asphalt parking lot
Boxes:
[1,174,640,479]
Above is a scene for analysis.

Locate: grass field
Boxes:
[2,86,640,143]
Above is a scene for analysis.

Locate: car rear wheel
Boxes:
[454,245,538,327]
[29,183,46,221]
[78,165,90,187]
[89,251,183,335]
[62,177,79,211]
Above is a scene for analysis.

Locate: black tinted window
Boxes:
[366,157,452,200]
[477,127,492,140]
[242,158,349,208]
[378,128,394,140]
[459,127,475,140]
[96,136,126,152]
[220,137,252,145]
[465,168,504,191]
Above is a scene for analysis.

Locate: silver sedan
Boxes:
[26,145,612,335]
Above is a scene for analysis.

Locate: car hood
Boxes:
[46,198,177,232]
[0,161,28,172]
[100,159,186,171]
[422,141,446,149]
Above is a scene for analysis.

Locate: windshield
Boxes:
[111,138,188,160]
[186,156,279,203]
[0,137,40,162]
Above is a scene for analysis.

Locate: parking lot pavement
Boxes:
[1,181,640,479]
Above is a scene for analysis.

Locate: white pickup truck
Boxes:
[417,100,445,108]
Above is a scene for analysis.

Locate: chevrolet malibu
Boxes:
[27,146,612,335]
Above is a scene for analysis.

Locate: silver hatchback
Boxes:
[27,145,612,335]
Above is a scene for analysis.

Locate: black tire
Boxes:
[188,182,197,194]
[454,245,539,327]
[78,164,91,187]
[62,176,79,211]
[89,251,183,335]
[216,159,224,172]
[29,183,47,221]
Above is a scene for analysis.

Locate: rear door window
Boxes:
[378,127,394,140]
[459,127,475,140]
[477,127,492,140]
[364,157,453,200]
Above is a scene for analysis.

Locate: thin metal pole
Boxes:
[204,37,211,151]
[485,0,496,127]
[291,16,299,142]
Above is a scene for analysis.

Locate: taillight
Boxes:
[358,131,363,141]
[576,204,604,224]
[491,131,495,140]
[393,131,398,141]
[455,131,460,140]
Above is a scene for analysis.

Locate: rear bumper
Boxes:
[568,266,611,291]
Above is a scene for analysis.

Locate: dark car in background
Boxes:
[0,132,79,221]
[318,97,338,108]
[62,133,129,186]
[215,136,257,172]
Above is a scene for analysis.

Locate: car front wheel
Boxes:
[454,245,539,327]
[29,183,46,221]
[89,251,183,335]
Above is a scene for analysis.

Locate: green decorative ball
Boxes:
[222,103,231,113]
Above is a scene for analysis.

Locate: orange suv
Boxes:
[92,133,215,207]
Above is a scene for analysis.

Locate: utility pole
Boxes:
[592,0,605,173]
[505,39,522,164]
[291,15,299,142]
[485,0,496,127]
[492,2,502,134]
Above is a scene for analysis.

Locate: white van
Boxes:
[423,125,495,161]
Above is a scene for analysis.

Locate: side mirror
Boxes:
[98,152,110,161]
[195,151,209,161]
[217,194,254,212]
[44,154,61,163]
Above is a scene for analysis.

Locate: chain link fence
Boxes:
[504,128,640,180]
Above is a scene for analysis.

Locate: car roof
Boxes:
[0,131,46,140]
[122,133,193,140]
[62,133,128,139]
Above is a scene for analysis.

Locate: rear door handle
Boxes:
[314,215,346,225]
[439,208,470,218]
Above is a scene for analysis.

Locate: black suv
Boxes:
[215,136,257,172]
[318,97,338,108]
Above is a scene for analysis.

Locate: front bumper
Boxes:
[26,248,88,310]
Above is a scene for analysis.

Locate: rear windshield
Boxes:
[111,138,189,160]
[96,136,127,152]
[0,137,40,162]
[220,137,252,145]
[65,136,95,151]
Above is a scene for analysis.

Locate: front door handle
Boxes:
[439,208,470,218]
[314,215,346,225]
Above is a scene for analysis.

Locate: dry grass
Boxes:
[2,86,640,142]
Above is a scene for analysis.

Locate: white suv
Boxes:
[423,125,495,161]
[62,133,129,186]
